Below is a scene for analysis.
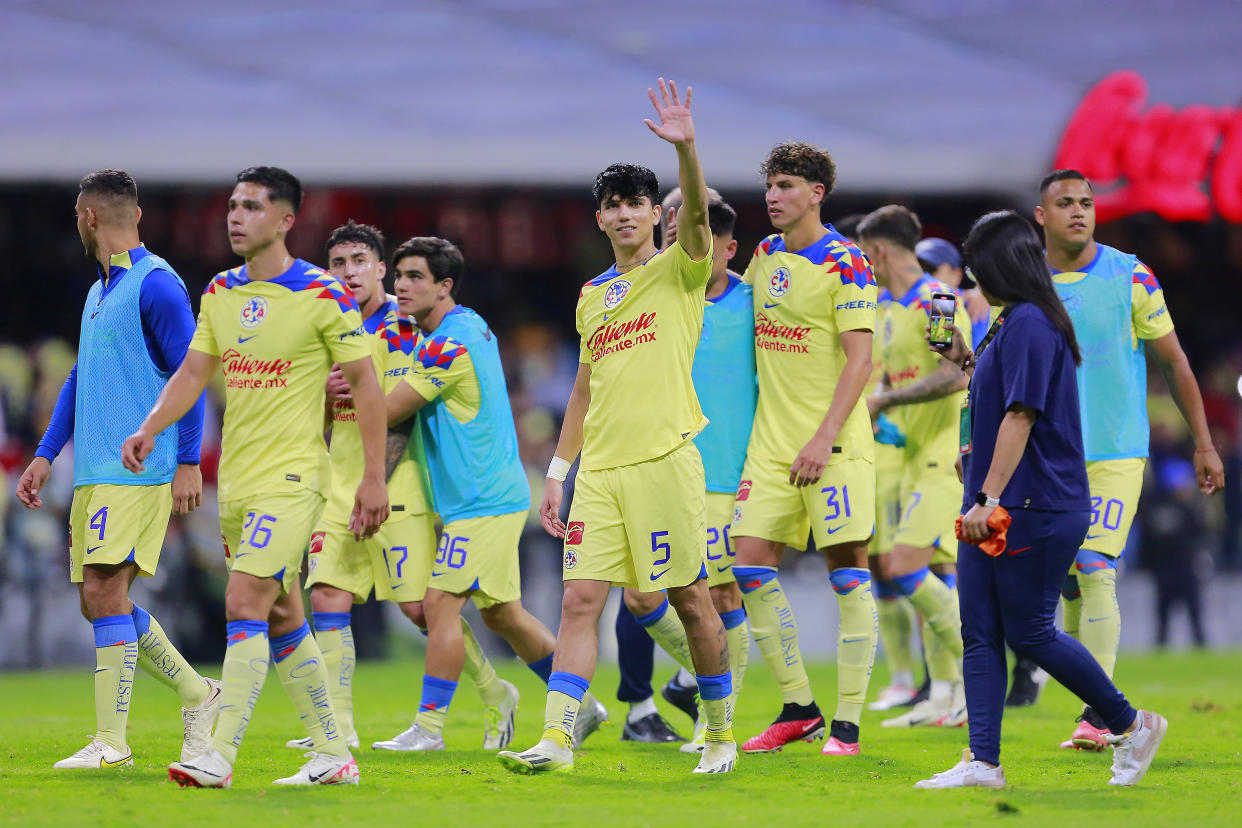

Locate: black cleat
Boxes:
[661,677,700,724]
[1005,656,1048,707]
[621,712,686,743]
[898,674,931,708]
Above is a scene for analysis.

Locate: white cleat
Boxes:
[169,748,233,788]
[1108,710,1168,786]
[941,683,968,728]
[53,738,133,770]
[286,732,361,750]
[484,680,520,750]
[915,749,1006,789]
[181,677,223,762]
[882,696,953,728]
[868,683,919,711]
[371,722,444,752]
[572,694,609,748]
[680,700,708,754]
[497,738,573,774]
[273,751,360,786]
[692,739,738,774]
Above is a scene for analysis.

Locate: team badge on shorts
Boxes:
[240,296,268,329]
[604,279,631,310]
[768,267,791,299]
[735,480,752,502]
[733,506,743,524]
[563,549,578,570]
[566,521,585,545]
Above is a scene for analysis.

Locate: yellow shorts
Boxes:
[894,463,962,565]
[705,490,737,588]
[428,510,526,609]
[564,442,707,593]
[220,489,325,594]
[69,483,172,583]
[307,512,437,603]
[869,442,904,557]
[730,455,875,550]
[1080,458,1146,559]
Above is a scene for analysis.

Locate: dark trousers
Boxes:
[615,601,656,703]
[959,508,1137,765]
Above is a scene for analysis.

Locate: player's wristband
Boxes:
[547,456,573,482]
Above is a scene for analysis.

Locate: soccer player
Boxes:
[499,78,736,776]
[858,205,972,729]
[287,221,517,753]
[15,169,220,770]
[731,141,879,757]
[380,236,606,751]
[122,166,390,788]
[1035,169,1224,750]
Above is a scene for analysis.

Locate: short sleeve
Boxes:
[831,274,879,335]
[664,241,711,290]
[1000,315,1059,415]
[575,294,591,365]
[405,335,472,402]
[741,243,766,286]
[320,302,370,364]
[188,295,219,357]
[1130,261,1175,341]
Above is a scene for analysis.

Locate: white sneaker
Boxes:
[181,677,222,762]
[680,699,707,754]
[1108,710,1168,786]
[286,732,361,750]
[484,680,520,750]
[371,722,444,752]
[692,739,738,774]
[169,748,232,788]
[53,738,133,770]
[882,696,952,728]
[941,683,968,728]
[915,749,1006,789]
[497,738,573,774]
[572,694,609,748]
[868,683,918,711]
[273,752,360,786]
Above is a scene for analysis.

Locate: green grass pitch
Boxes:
[1,650,1238,827]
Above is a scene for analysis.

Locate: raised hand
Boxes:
[644,77,694,146]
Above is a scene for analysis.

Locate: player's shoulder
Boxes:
[380,304,418,355]
[1130,258,1162,294]
[580,264,621,296]
[202,267,242,296]
[752,233,782,259]
[415,331,470,370]
[817,232,875,290]
[275,261,359,312]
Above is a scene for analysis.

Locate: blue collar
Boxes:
[894,273,935,308]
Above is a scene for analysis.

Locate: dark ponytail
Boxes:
[964,211,1081,365]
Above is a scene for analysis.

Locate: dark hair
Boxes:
[1039,169,1093,195]
[832,213,866,242]
[592,163,659,207]
[858,205,922,252]
[963,211,1081,365]
[236,166,303,213]
[707,201,737,238]
[761,141,837,196]
[79,169,137,203]
[391,236,465,298]
[326,220,385,262]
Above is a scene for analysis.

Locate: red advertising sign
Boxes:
[1054,70,1242,223]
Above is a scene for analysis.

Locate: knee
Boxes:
[623,588,665,617]
[1004,621,1058,657]
[667,583,709,625]
[400,601,426,629]
[479,604,513,634]
[710,584,742,616]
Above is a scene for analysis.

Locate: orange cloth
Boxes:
[955,506,1012,557]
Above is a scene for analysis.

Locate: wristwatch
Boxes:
[975,492,1000,508]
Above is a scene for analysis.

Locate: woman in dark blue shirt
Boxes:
[915,211,1167,790]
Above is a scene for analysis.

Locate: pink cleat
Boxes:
[821,736,860,756]
[1060,717,1110,751]
[741,715,826,753]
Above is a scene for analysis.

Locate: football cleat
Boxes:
[168,748,232,788]
[54,738,133,770]
[661,676,700,724]
[273,752,360,786]
[821,736,860,756]
[371,722,444,752]
[483,679,520,750]
[693,739,737,774]
[1005,656,1048,707]
[941,683,968,727]
[868,683,919,711]
[915,748,1006,789]
[741,714,826,753]
[679,705,707,754]
[623,712,686,743]
[181,677,223,762]
[572,694,609,748]
[1107,710,1168,786]
[498,738,573,774]
[286,732,361,750]
[1060,716,1110,751]
[882,697,954,728]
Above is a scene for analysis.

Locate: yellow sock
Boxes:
[735,567,814,706]
[635,598,696,673]
[901,570,963,660]
[132,605,207,707]
[542,690,580,750]
[923,616,961,683]
[311,613,355,738]
[876,594,916,679]
[462,617,507,706]
[211,621,270,764]
[723,610,750,706]
[830,569,878,726]
[1061,574,1082,639]
[92,615,138,752]
[1077,564,1120,678]
[271,623,349,758]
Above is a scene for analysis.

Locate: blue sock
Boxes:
[734,565,779,594]
[632,597,670,627]
[527,653,554,684]
[892,567,930,597]
[94,614,137,647]
[312,611,352,632]
[269,622,311,663]
[420,675,458,712]
[548,671,590,701]
[720,608,747,630]
[934,571,957,590]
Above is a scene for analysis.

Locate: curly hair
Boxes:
[761,142,837,195]
[592,163,659,207]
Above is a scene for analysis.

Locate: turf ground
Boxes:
[1,649,1238,827]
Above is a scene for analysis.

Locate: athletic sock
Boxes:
[1076,554,1120,678]
[461,617,507,707]
[830,568,878,727]
[270,621,348,758]
[633,597,695,674]
[628,696,658,723]
[526,653,554,684]
[414,675,458,737]
[673,667,696,689]
[720,608,749,703]
[735,566,814,706]
[697,672,734,743]
[312,611,355,738]
[893,567,963,659]
[131,604,207,707]
[874,580,916,683]
[922,571,963,685]
[92,615,138,751]
[543,671,589,750]
[211,620,269,764]
[1061,574,1083,640]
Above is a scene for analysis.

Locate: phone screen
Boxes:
[928,293,956,346]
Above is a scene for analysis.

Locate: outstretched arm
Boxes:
[645,78,709,262]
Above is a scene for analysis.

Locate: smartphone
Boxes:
[928,291,958,348]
